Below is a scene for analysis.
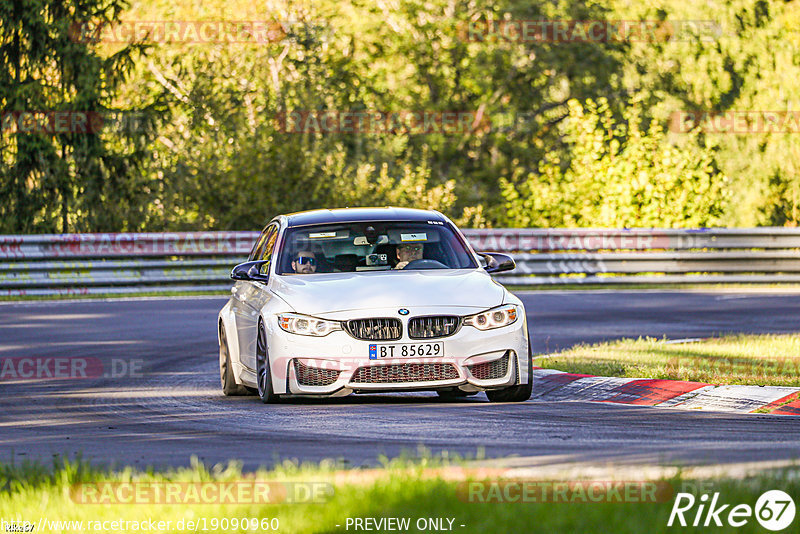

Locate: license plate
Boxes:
[368,342,444,359]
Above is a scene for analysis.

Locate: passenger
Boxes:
[292,250,317,274]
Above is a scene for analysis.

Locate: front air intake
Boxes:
[344,318,402,341]
[467,353,510,380]
[351,363,459,383]
[294,360,340,386]
[408,316,460,339]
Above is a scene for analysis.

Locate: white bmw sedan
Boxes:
[218,207,531,403]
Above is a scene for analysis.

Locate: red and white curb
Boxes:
[532,369,800,415]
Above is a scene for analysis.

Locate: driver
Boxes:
[394,243,423,270]
[292,250,317,274]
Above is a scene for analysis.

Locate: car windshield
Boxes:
[277,221,477,274]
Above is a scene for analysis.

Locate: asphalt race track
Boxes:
[2,290,800,471]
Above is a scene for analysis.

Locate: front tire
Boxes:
[256,321,281,404]
[486,343,533,403]
[220,324,249,396]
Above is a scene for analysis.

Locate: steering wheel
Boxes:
[404,259,447,270]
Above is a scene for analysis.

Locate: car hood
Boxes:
[270,269,505,315]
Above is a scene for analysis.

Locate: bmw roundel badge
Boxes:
[398,308,410,316]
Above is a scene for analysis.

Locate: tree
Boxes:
[131,0,631,230]
[0,0,161,233]
[498,98,728,228]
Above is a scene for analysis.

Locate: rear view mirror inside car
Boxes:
[354,235,389,245]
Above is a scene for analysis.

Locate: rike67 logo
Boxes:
[668,490,796,531]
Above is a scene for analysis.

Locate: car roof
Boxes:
[284,207,447,227]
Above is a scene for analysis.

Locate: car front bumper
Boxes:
[264,308,529,396]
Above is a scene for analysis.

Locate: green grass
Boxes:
[540,334,800,386]
[2,456,800,533]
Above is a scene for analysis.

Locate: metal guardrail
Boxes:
[0,232,255,296]
[472,228,800,286]
[1,228,799,296]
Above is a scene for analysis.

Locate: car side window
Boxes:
[258,224,279,274]
[249,227,270,261]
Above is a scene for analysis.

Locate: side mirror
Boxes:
[231,260,270,282]
[479,252,515,274]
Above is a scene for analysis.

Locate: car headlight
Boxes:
[464,304,518,330]
[277,313,342,336]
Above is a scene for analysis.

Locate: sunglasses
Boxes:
[295,256,316,265]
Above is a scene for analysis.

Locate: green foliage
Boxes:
[128,0,631,230]
[2,0,798,231]
[0,0,164,233]
[611,0,800,226]
[498,98,728,228]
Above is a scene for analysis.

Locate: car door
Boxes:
[232,222,280,372]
